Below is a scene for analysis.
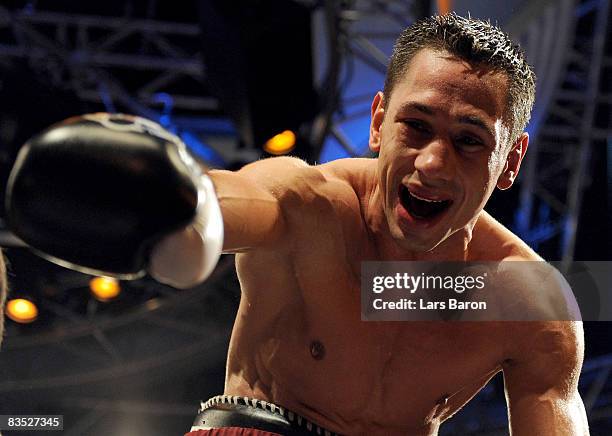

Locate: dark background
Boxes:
[0,1,610,435]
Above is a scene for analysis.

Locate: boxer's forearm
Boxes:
[508,393,589,435]
[503,321,588,436]
[213,155,310,252]
[149,159,293,288]
[208,170,286,252]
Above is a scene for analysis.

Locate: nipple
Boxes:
[310,340,326,360]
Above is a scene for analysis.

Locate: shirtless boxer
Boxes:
[6,14,588,436]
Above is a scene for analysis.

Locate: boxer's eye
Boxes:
[455,135,485,152]
[404,119,431,134]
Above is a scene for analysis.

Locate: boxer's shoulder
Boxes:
[317,157,375,179]
[317,157,377,211]
[235,156,373,208]
[234,155,310,192]
[473,213,581,322]
[471,210,542,261]
[318,158,375,193]
[264,157,371,220]
[467,212,579,323]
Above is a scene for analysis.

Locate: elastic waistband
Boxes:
[191,395,340,436]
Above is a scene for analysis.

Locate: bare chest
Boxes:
[232,206,507,432]
[270,275,503,426]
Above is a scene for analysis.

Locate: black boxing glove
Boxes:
[6,113,223,286]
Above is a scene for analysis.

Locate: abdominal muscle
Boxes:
[222,248,506,435]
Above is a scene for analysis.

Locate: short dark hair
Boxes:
[384,13,536,145]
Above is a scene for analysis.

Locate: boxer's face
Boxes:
[369,48,527,252]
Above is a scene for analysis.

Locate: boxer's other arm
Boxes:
[502,321,589,435]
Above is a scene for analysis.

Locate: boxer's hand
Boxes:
[148,173,223,288]
[6,113,223,286]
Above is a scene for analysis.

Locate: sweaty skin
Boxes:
[189,49,588,435]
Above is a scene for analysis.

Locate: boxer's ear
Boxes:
[369,92,385,153]
[497,132,529,190]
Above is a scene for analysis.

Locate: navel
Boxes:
[310,340,326,360]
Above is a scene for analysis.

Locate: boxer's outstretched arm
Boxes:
[502,321,589,435]
[6,113,312,287]
[209,156,308,252]
[149,156,309,287]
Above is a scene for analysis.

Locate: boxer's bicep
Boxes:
[502,322,589,435]
[209,157,308,252]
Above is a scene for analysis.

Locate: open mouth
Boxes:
[399,185,452,220]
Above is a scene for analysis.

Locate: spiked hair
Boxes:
[384,13,536,144]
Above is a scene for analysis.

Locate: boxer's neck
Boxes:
[365,182,476,262]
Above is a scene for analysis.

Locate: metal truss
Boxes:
[323,0,579,162]
[0,240,246,436]
[319,0,419,159]
[0,5,212,113]
[0,3,249,167]
[0,255,238,393]
[514,0,612,266]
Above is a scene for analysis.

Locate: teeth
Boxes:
[410,191,446,203]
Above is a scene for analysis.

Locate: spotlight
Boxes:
[89,277,121,302]
[264,130,296,155]
[6,298,38,324]
[198,0,319,160]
